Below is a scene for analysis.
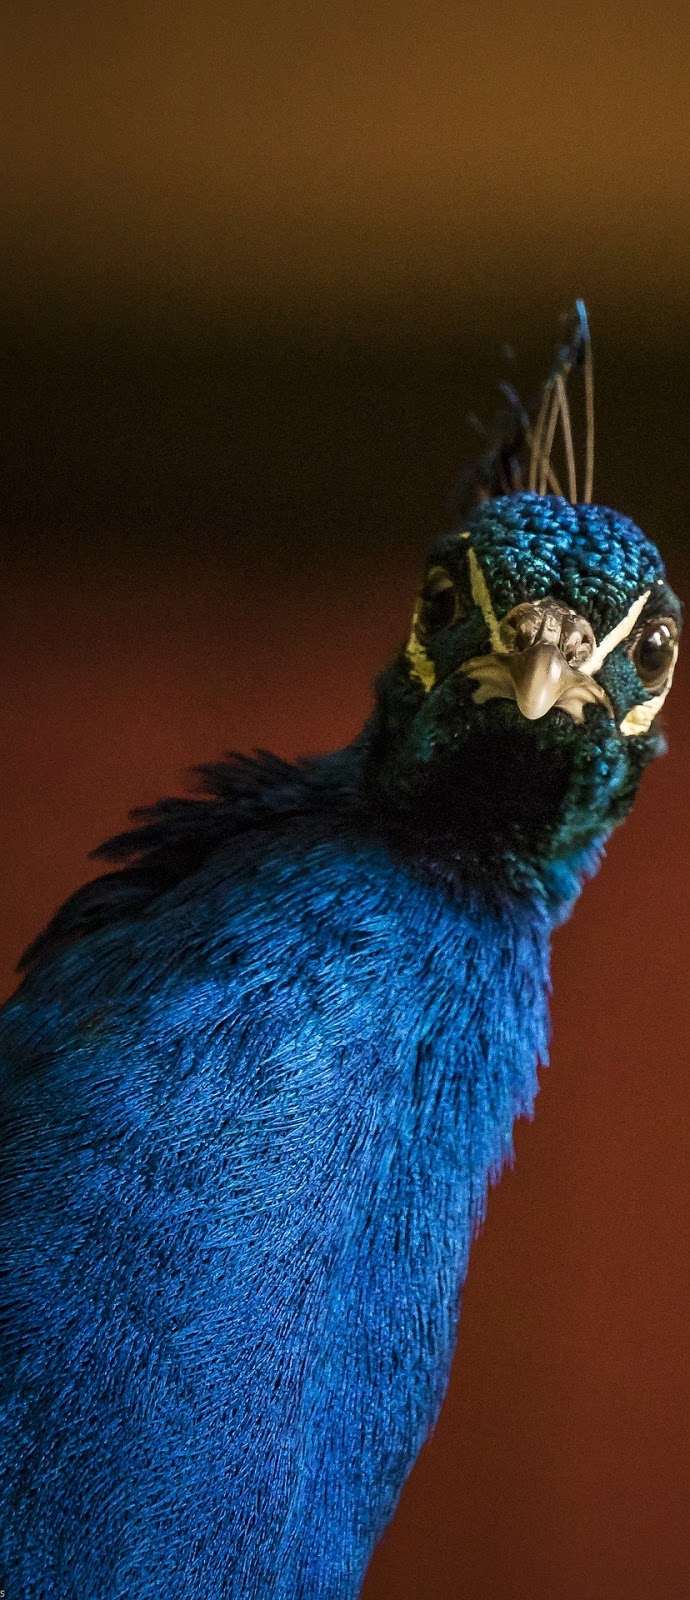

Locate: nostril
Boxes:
[499,602,542,652]
[515,622,536,651]
[561,621,595,666]
[538,612,562,647]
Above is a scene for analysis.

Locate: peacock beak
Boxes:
[503,641,578,721]
[460,597,614,725]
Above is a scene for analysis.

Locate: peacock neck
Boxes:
[311,734,606,932]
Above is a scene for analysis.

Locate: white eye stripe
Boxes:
[620,695,666,736]
[580,590,650,676]
[467,548,505,654]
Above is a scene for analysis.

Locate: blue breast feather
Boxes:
[0,767,552,1599]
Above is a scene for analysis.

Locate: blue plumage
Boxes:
[0,488,680,1597]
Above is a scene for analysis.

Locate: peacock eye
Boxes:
[630,616,678,691]
[414,568,459,641]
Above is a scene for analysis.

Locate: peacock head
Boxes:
[365,490,680,878]
[361,282,683,887]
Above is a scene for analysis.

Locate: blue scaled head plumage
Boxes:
[365,307,681,880]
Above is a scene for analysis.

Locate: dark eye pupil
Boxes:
[417,573,457,637]
[634,621,676,687]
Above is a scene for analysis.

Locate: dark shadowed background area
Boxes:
[2,4,690,1595]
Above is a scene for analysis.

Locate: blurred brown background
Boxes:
[2,3,690,1595]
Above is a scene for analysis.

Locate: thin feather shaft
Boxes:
[583,335,594,503]
[529,378,553,493]
[555,372,577,503]
[538,380,561,496]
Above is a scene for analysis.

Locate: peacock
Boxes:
[0,306,681,1598]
